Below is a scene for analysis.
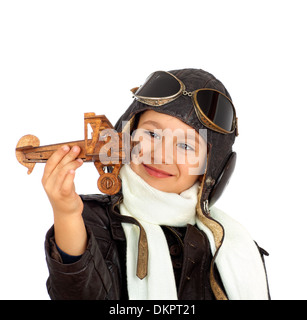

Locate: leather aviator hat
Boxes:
[115,68,238,208]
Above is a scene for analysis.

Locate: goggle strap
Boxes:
[235,117,239,136]
[130,87,139,94]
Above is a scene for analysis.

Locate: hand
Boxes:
[42,145,88,255]
[42,145,84,217]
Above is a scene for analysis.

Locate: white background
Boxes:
[1,0,306,300]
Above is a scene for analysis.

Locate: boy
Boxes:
[44,68,269,300]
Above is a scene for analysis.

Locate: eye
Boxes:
[177,143,195,151]
[144,130,161,139]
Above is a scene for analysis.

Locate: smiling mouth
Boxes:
[142,164,174,178]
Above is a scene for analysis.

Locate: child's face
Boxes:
[130,110,206,194]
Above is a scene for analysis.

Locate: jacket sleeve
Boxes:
[44,194,119,300]
[45,224,113,300]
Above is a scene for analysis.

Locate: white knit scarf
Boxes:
[119,164,269,300]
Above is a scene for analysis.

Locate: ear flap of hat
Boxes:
[208,152,237,208]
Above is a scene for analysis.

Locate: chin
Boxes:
[151,183,175,193]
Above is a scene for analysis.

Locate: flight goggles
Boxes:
[131,71,238,135]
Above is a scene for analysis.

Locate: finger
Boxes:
[53,158,83,191]
[60,169,77,197]
[42,145,70,185]
[43,146,82,186]
[57,145,82,170]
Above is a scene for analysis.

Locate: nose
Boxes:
[151,135,174,165]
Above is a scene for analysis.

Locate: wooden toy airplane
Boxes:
[16,112,128,195]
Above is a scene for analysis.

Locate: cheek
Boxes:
[129,161,139,175]
[131,138,153,165]
[186,146,207,176]
[178,153,205,182]
[178,165,198,182]
[177,166,200,191]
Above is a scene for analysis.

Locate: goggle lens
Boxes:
[195,90,234,132]
[134,71,181,98]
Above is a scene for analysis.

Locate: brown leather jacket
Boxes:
[45,193,267,300]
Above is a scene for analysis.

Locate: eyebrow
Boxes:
[140,120,162,128]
